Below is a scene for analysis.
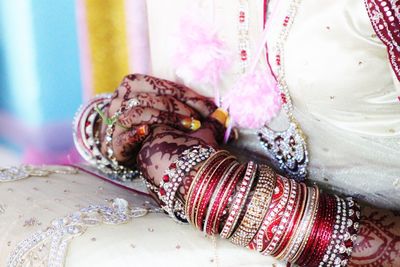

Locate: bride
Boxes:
[70,0,400,266]
[77,0,399,266]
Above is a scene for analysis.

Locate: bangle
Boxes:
[158,145,214,223]
[73,95,138,179]
[276,185,314,260]
[273,182,307,257]
[212,164,246,235]
[203,161,240,235]
[104,98,142,180]
[262,178,298,255]
[185,151,229,224]
[230,165,276,247]
[319,196,347,266]
[289,186,320,263]
[297,192,324,266]
[194,156,236,230]
[189,153,229,226]
[300,193,335,267]
[252,176,290,252]
[325,197,360,267]
[220,161,257,239]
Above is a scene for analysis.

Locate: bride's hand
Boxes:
[98,74,225,164]
[136,123,218,198]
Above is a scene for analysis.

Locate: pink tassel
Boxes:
[223,69,281,129]
[172,12,232,106]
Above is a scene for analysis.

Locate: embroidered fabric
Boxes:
[364,0,400,81]
[7,198,152,267]
[0,167,285,267]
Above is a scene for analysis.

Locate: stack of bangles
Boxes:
[73,94,143,180]
[147,145,361,267]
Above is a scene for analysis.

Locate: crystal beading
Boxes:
[7,198,153,267]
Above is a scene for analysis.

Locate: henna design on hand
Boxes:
[349,207,400,267]
[137,128,207,184]
[118,107,186,130]
[141,74,216,115]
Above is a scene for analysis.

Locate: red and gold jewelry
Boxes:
[220,161,257,239]
[203,161,241,235]
[230,165,277,247]
[253,176,290,252]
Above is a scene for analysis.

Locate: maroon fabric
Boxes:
[364,0,400,81]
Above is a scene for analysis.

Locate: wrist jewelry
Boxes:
[158,145,215,223]
[220,161,257,239]
[230,164,276,247]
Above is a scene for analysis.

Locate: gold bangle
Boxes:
[229,165,277,247]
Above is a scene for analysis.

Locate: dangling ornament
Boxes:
[222,68,281,129]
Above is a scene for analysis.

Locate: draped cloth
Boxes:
[147,0,400,209]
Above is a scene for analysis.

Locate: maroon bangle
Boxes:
[311,194,337,267]
[297,193,333,266]
[186,153,227,223]
[192,155,232,229]
[299,193,327,266]
[214,164,245,234]
[296,193,324,265]
[252,176,290,252]
[262,178,298,255]
[196,157,236,230]
[204,162,241,235]
[273,182,306,257]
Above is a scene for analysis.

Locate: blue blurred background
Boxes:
[0,0,82,164]
[0,0,149,164]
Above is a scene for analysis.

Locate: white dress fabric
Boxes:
[146,0,400,209]
[0,170,284,266]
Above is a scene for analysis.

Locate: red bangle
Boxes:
[273,182,307,257]
[313,194,336,266]
[213,164,245,234]
[296,193,325,265]
[251,176,290,252]
[296,193,330,266]
[195,157,236,230]
[262,178,299,255]
[220,161,257,239]
[186,152,228,224]
[204,162,241,235]
[192,154,232,229]
[307,194,337,267]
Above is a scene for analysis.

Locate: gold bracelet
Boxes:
[229,165,277,247]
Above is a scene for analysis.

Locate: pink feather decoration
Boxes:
[223,69,281,129]
[173,14,232,104]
